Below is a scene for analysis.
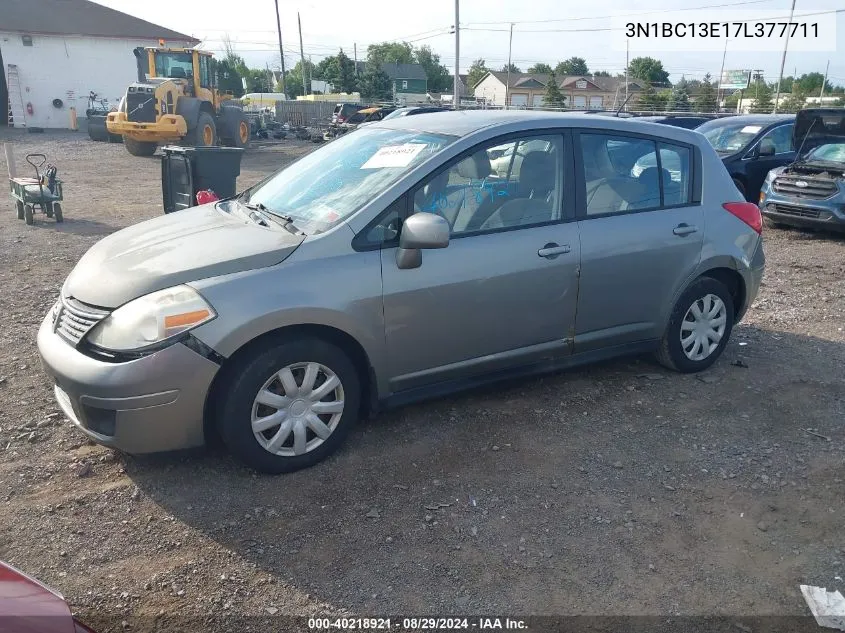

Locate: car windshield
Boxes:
[804,142,845,164]
[244,127,456,233]
[382,109,408,120]
[698,121,764,153]
[154,52,193,79]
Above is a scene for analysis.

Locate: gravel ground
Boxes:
[0,129,843,632]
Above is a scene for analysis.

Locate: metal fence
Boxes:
[274,101,335,127]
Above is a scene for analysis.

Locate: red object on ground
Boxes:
[0,560,96,632]
[196,189,219,205]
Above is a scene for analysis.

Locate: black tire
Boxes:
[15,201,24,220]
[217,337,361,474]
[24,204,34,225]
[45,203,53,218]
[655,276,735,373]
[223,109,250,148]
[732,178,747,201]
[185,111,217,147]
[124,137,157,157]
[763,216,784,230]
[53,203,63,223]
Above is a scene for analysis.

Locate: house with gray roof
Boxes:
[2,0,197,129]
[473,71,644,110]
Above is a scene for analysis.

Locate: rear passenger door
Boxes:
[573,131,703,352]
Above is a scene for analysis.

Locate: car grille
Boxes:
[125,90,157,123]
[767,203,822,219]
[56,297,109,346]
[772,175,838,200]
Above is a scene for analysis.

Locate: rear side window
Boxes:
[581,133,692,216]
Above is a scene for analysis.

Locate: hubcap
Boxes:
[202,124,213,145]
[680,293,727,361]
[239,121,249,143]
[251,362,345,457]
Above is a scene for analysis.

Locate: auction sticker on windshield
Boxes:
[740,126,763,134]
[362,143,427,169]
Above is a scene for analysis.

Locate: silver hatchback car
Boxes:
[38,111,765,473]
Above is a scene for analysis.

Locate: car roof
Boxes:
[369,109,709,144]
[700,113,794,126]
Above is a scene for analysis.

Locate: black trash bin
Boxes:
[161,145,244,214]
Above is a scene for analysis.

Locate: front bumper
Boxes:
[759,188,845,232]
[37,312,220,453]
[106,112,187,142]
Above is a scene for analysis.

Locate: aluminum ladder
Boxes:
[6,64,26,128]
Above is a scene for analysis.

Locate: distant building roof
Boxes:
[1,0,198,42]
[482,71,643,92]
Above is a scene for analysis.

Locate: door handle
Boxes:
[538,243,571,259]
[673,224,698,237]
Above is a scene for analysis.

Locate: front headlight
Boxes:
[86,285,215,352]
[764,168,780,185]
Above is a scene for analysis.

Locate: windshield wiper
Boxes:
[239,199,304,234]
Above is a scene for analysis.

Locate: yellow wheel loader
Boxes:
[107,47,250,157]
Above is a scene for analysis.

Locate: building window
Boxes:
[21,35,33,46]
[575,79,587,89]
[402,80,408,89]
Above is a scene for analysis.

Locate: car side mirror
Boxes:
[396,212,450,270]
[758,141,775,157]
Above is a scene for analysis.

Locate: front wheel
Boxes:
[655,277,735,373]
[24,204,34,225]
[53,203,63,223]
[15,200,24,220]
[186,112,217,147]
[124,137,157,157]
[217,338,361,474]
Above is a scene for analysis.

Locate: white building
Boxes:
[2,0,197,129]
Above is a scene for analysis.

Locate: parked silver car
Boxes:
[38,111,765,473]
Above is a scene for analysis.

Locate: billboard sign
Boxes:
[719,70,751,90]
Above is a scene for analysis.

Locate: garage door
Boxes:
[573,96,587,109]
[532,94,544,108]
[510,94,528,107]
[589,96,603,109]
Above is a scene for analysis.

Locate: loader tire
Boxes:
[124,137,157,157]
[186,112,217,147]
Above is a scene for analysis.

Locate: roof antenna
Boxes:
[616,92,633,117]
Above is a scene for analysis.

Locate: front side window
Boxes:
[245,127,455,235]
[412,134,563,235]
[198,55,212,88]
[760,124,793,154]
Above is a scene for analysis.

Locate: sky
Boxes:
[94,0,845,88]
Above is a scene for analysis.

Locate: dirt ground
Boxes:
[0,129,843,632]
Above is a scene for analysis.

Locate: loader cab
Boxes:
[135,47,219,105]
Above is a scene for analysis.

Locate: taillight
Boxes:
[723,202,762,234]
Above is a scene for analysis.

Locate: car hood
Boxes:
[794,108,845,154]
[64,203,305,308]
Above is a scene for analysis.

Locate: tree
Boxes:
[367,41,414,66]
[636,81,658,110]
[770,75,793,93]
[542,71,566,108]
[283,60,315,98]
[666,85,690,111]
[654,89,671,111]
[593,70,611,77]
[831,97,845,107]
[527,63,553,74]
[466,59,489,92]
[724,91,741,111]
[696,73,718,113]
[779,91,807,113]
[794,72,831,96]
[359,62,393,100]
[501,63,521,73]
[555,57,588,76]
[414,45,451,92]
[627,57,670,87]
[216,59,244,97]
[750,81,773,113]
[317,49,358,93]
[242,68,272,93]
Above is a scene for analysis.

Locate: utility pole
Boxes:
[505,23,514,110]
[773,0,796,113]
[297,12,308,96]
[354,43,358,77]
[273,0,286,97]
[753,69,764,99]
[717,37,729,108]
[453,0,460,109]
[819,59,829,101]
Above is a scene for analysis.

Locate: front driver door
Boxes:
[379,132,581,393]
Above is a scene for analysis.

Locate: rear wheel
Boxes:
[217,337,361,474]
[656,277,735,373]
[15,200,24,220]
[53,203,63,223]
[24,204,34,225]
[223,110,250,148]
[124,137,157,157]
[186,112,217,147]
[732,178,747,201]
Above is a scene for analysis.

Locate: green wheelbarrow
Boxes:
[9,153,64,225]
